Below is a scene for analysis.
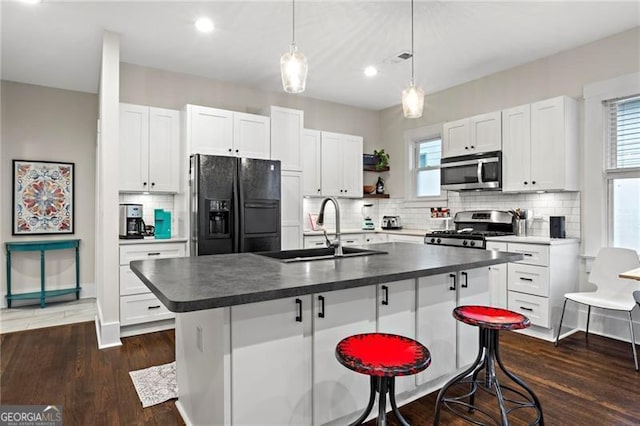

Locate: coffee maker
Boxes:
[119,204,145,239]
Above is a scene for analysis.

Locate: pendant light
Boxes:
[402,0,424,118]
[280,0,308,93]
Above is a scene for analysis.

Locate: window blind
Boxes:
[606,95,640,169]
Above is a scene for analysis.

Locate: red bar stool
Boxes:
[434,306,544,425]
[336,333,431,426]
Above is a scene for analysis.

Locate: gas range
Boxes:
[424,210,516,249]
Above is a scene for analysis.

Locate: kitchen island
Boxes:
[131,242,522,426]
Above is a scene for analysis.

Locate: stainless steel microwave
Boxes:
[440,151,502,191]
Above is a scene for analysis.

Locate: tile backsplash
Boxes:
[119,193,177,236]
[303,191,581,238]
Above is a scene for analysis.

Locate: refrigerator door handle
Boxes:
[233,158,242,253]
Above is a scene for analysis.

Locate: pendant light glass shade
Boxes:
[281,43,308,93]
[402,81,424,118]
[403,0,424,118]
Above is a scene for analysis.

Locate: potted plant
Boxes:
[374,149,390,171]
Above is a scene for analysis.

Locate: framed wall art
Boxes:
[12,159,75,235]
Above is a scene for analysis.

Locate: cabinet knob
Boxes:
[523,181,528,185]
[532,181,536,185]
[344,189,348,193]
[235,149,239,153]
[143,182,147,186]
[470,145,475,149]
[228,148,232,152]
[151,182,155,187]
[465,146,469,150]
[317,188,321,192]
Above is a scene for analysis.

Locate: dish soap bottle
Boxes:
[376,177,385,194]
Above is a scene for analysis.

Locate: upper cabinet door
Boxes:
[149,107,180,193]
[531,96,567,191]
[270,107,303,171]
[502,104,531,192]
[341,134,363,198]
[442,118,470,158]
[302,129,322,196]
[470,111,501,153]
[320,132,342,197]
[234,112,270,160]
[119,103,149,191]
[187,105,233,156]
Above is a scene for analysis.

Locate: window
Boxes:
[605,95,640,252]
[415,138,442,197]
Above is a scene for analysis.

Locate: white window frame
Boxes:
[604,96,640,251]
[404,123,447,204]
[583,72,640,257]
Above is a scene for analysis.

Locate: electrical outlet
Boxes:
[196,325,203,352]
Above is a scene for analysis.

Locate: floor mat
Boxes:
[129,361,177,408]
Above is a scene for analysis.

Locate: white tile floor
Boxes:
[0,298,96,334]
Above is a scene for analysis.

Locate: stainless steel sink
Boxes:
[256,247,387,263]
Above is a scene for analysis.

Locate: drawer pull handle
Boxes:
[148,305,161,310]
[523,253,534,257]
[519,277,534,281]
[381,285,389,305]
[147,252,161,256]
[461,271,468,288]
[520,306,533,311]
[449,273,456,291]
[295,298,302,322]
[318,295,325,318]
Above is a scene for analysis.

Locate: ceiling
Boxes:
[2,1,639,110]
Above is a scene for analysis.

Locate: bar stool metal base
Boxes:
[434,328,544,426]
[349,376,411,426]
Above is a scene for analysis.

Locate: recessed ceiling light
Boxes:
[364,66,378,77]
[195,17,214,33]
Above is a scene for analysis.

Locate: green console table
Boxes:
[5,239,81,308]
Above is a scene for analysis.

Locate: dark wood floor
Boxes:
[2,322,639,425]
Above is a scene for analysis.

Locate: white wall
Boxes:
[119,62,382,153]
[0,81,97,307]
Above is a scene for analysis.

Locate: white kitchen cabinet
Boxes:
[231,296,312,426]
[302,129,322,196]
[377,280,416,395]
[281,171,303,250]
[269,106,303,171]
[456,267,490,367]
[313,285,376,425]
[185,104,270,159]
[502,96,578,192]
[364,233,388,244]
[119,103,180,193]
[486,241,508,308]
[442,111,501,158]
[386,234,425,244]
[118,241,186,332]
[320,131,363,198]
[416,273,457,386]
[303,234,364,249]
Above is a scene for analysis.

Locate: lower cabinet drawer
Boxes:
[507,263,549,297]
[119,266,150,295]
[120,293,174,326]
[508,291,550,328]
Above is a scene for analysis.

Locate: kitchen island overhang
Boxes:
[130,242,523,313]
[130,242,523,426]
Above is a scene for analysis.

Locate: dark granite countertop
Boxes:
[130,242,523,313]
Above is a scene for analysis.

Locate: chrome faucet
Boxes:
[317,197,343,257]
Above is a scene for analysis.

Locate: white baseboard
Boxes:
[95,303,121,349]
[574,305,640,345]
[175,401,192,426]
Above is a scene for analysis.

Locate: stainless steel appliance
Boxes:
[119,204,145,239]
[381,215,402,230]
[425,210,515,249]
[190,154,281,255]
[440,151,502,191]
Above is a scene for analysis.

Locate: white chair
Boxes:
[555,247,640,370]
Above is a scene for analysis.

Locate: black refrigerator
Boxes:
[190,154,281,255]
